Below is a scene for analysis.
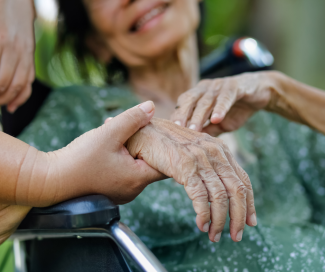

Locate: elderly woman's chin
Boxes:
[121,5,199,63]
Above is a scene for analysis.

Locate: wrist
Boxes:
[265,71,306,124]
[264,71,288,112]
[14,147,54,207]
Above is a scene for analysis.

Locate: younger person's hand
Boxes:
[0,0,36,112]
[7,101,163,208]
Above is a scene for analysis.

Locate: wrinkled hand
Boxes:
[0,0,36,112]
[0,205,31,245]
[127,118,257,242]
[171,71,279,136]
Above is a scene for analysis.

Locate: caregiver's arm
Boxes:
[171,71,325,136]
[0,101,162,207]
[0,101,162,244]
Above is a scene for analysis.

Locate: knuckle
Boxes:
[211,189,228,204]
[178,92,192,103]
[241,170,252,188]
[192,189,209,203]
[198,209,210,218]
[198,79,212,86]
[11,83,23,92]
[186,177,203,192]
[197,99,213,110]
[235,183,247,199]
[191,147,206,160]
[218,165,235,176]
[200,169,217,181]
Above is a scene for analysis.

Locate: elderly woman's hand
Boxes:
[171,71,278,136]
[0,0,36,112]
[127,118,257,242]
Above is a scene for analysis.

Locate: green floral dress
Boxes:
[8,85,325,271]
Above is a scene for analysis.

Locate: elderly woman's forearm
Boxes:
[266,72,325,135]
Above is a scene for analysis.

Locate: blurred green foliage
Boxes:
[0,241,14,272]
[204,0,250,47]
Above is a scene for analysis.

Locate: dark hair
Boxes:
[57,0,205,84]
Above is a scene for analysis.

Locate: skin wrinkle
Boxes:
[45,152,60,207]
[33,152,50,205]
[14,145,33,205]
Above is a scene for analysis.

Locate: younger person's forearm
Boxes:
[0,132,59,207]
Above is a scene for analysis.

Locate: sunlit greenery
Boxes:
[0,242,14,272]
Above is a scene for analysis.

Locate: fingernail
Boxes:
[236,230,243,241]
[174,121,181,126]
[214,232,222,242]
[203,223,209,232]
[212,113,221,119]
[104,117,113,124]
[8,105,17,113]
[138,101,154,114]
[189,124,196,130]
[250,213,257,226]
[203,120,210,128]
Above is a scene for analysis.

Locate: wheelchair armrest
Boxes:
[15,195,167,272]
[18,195,120,230]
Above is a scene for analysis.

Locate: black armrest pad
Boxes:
[19,195,120,230]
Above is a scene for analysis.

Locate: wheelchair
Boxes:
[1,37,273,272]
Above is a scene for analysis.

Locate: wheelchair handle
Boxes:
[109,221,167,272]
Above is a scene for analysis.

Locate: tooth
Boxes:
[135,6,165,30]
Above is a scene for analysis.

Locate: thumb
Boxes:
[105,101,155,144]
[134,159,167,185]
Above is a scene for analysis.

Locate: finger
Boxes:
[210,88,237,125]
[210,146,247,242]
[0,47,19,95]
[6,53,34,109]
[104,117,113,124]
[222,145,257,227]
[199,166,228,243]
[105,101,155,145]
[202,123,225,137]
[187,91,217,132]
[171,81,209,126]
[184,175,210,233]
[7,83,32,113]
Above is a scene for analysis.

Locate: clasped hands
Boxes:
[0,101,256,245]
[65,101,256,243]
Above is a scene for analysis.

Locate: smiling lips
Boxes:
[132,4,168,32]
